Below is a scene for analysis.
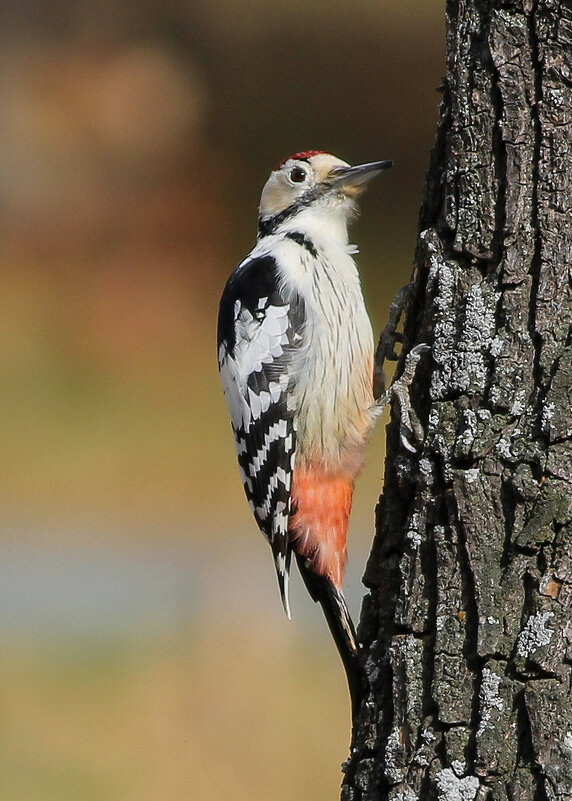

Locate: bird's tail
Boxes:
[273,545,292,620]
[294,553,362,717]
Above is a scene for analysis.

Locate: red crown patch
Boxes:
[276,150,327,169]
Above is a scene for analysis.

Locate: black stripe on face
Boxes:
[257,183,327,237]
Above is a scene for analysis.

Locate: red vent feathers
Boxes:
[276,150,327,168]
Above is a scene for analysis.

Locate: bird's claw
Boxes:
[374,285,411,374]
[374,343,430,452]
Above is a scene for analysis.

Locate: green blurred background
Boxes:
[1,2,443,799]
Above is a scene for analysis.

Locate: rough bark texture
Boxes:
[342,1,572,799]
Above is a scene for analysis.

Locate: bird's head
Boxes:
[258,151,393,234]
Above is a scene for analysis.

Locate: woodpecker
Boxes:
[217,151,419,712]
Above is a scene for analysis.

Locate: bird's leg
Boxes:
[374,343,430,451]
[372,283,429,451]
[374,343,430,453]
[373,284,410,398]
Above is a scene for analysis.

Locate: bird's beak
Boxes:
[326,160,393,195]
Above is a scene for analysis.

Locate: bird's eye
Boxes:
[289,166,307,183]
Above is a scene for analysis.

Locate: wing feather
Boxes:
[217,255,305,613]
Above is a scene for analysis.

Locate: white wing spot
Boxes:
[259,390,271,413]
[247,387,262,421]
[268,381,283,402]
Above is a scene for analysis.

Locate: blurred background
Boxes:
[1,2,443,799]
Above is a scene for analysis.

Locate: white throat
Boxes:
[277,200,354,250]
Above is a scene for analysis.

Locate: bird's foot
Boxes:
[373,285,411,397]
[374,343,430,452]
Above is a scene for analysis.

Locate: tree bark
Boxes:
[342,1,572,799]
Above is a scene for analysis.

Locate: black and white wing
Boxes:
[217,255,305,616]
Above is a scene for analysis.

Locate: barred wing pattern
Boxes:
[217,255,305,614]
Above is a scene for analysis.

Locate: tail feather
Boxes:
[294,553,362,717]
[274,546,292,620]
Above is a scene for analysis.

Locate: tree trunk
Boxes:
[342,1,572,799]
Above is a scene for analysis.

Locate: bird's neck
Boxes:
[259,199,354,250]
[280,205,351,250]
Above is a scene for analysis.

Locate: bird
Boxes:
[217,151,400,713]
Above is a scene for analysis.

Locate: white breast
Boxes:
[268,234,376,476]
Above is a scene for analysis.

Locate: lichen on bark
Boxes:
[342,1,572,799]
